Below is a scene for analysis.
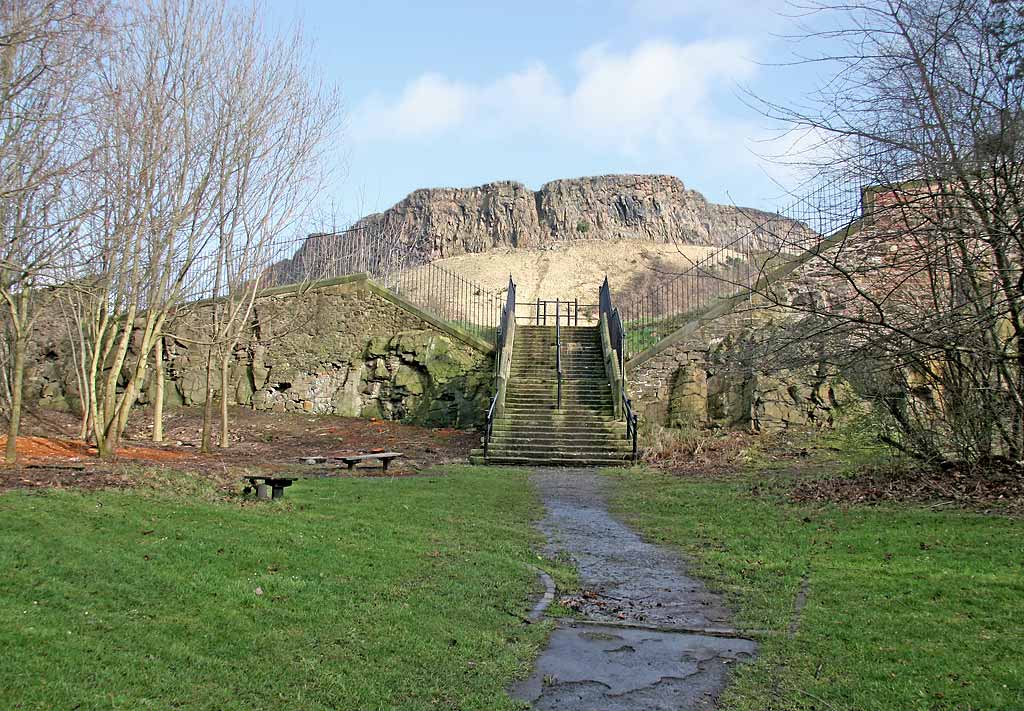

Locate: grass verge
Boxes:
[0,465,549,710]
[607,467,1023,711]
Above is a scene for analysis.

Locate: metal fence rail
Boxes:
[599,277,638,462]
[174,228,505,345]
[484,276,517,457]
[615,175,865,360]
[392,261,504,343]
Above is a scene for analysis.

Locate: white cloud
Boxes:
[352,38,758,158]
[628,0,787,29]
[357,73,471,138]
[570,39,755,149]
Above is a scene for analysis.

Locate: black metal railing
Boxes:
[615,176,864,360]
[177,230,506,345]
[520,298,598,326]
[555,298,563,410]
[484,276,517,458]
[599,277,638,463]
[392,262,504,343]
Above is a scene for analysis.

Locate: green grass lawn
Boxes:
[607,467,1024,711]
[0,466,551,710]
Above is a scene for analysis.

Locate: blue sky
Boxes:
[266,1,829,223]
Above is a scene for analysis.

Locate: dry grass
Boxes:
[401,240,740,322]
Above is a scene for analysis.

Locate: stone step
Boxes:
[492,323,622,468]
[507,385,610,389]
[512,357,602,362]
[512,344,600,350]
[507,389,610,401]
[512,350,603,357]
[512,357,603,362]
[490,417,625,428]
[515,329,598,337]
[512,341,601,348]
[505,391,611,399]
[510,376,608,383]
[514,335,598,341]
[507,372,602,379]
[512,358,604,365]
[484,447,631,460]
[508,384,607,391]
[488,436,630,450]
[503,400,612,410]
[497,408,616,417]
[486,435,629,448]
[493,414,619,425]
[490,419,626,430]
[500,407,614,417]
[512,344,598,349]
[486,427,627,438]
[506,390,607,397]
[493,417,621,428]
[477,453,633,467]
[501,387,606,397]
[512,359,603,364]
[511,366,605,373]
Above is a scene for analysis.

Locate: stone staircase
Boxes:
[472,325,633,466]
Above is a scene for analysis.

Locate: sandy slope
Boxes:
[403,239,739,313]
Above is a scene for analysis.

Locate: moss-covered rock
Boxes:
[393,364,426,395]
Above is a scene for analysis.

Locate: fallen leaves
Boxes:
[790,462,1024,513]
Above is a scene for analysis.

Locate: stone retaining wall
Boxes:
[627,304,854,433]
[28,276,494,428]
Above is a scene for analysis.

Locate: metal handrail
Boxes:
[484,394,497,458]
[484,275,516,457]
[599,276,639,463]
[555,298,563,410]
[527,298,587,326]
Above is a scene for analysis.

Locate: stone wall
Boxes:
[28,276,494,428]
[627,304,855,433]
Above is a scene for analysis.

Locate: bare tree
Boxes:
[0,0,106,462]
[72,0,243,458]
[742,0,1024,467]
[191,6,339,451]
[45,0,341,457]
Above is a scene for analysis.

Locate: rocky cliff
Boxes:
[305,175,813,266]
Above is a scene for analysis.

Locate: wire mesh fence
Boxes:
[390,262,504,342]
[174,227,504,345]
[615,175,866,359]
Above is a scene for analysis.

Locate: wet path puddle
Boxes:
[511,469,756,710]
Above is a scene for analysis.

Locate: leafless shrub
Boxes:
[743,0,1024,469]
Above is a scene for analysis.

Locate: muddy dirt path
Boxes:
[512,468,756,710]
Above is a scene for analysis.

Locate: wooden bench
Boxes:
[242,475,296,500]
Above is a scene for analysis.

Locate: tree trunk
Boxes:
[200,345,215,454]
[4,335,26,464]
[79,404,92,443]
[219,351,230,449]
[153,335,164,443]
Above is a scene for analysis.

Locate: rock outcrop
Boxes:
[302,175,813,265]
[28,277,493,428]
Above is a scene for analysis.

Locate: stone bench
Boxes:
[242,475,296,500]
[299,452,404,472]
[337,452,403,472]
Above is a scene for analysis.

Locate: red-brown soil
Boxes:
[0,407,478,493]
[0,435,192,462]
